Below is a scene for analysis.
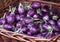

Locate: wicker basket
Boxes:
[0,0,18,18]
[0,0,60,42]
[43,0,60,3]
[27,0,60,3]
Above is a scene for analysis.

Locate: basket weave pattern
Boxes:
[0,0,17,10]
[0,0,17,18]
[0,29,60,42]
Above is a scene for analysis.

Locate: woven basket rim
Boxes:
[21,1,60,7]
[0,29,60,41]
[0,0,17,11]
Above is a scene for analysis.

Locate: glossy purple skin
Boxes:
[27,9,36,16]
[43,23,48,29]
[48,20,55,25]
[36,34,43,38]
[20,17,24,21]
[42,32,48,36]
[16,21,24,28]
[41,5,49,13]
[42,23,53,32]
[22,26,28,32]
[45,33,52,39]
[0,18,6,25]
[27,32,32,36]
[23,17,33,23]
[20,14,26,17]
[33,14,40,19]
[15,14,20,21]
[15,27,20,31]
[6,14,15,25]
[29,27,37,34]
[51,25,59,31]
[27,22,38,34]
[27,22,35,28]
[41,8,49,13]
[31,1,41,8]
[57,19,60,26]
[54,32,59,36]
[18,5,25,14]
[19,15,26,21]
[3,24,14,31]
[0,20,2,25]
[43,23,59,31]
[43,15,49,21]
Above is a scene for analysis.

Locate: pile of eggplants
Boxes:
[0,1,60,39]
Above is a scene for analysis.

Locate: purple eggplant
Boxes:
[41,5,50,14]
[0,18,6,25]
[6,14,15,25]
[48,20,55,25]
[27,22,35,28]
[43,23,53,32]
[27,31,32,36]
[27,9,36,17]
[22,26,28,33]
[23,17,33,23]
[43,15,49,21]
[57,19,60,26]
[18,3,25,14]
[29,27,37,34]
[45,33,52,39]
[3,24,15,31]
[51,25,59,31]
[33,14,41,19]
[15,14,20,21]
[19,14,26,21]
[16,21,25,28]
[36,34,43,38]
[31,1,41,9]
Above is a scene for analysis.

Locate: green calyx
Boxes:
[37,9,41,14]
[48,25,53,34]
[52,16,58,20]
[25,5,31,10]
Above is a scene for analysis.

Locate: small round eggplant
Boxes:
[31,1,41,9]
